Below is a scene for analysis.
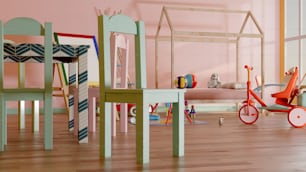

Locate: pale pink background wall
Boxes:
[0,0,280,108]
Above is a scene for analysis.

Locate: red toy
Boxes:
[116,104,136,116]
[165,101,193,125]
[239,65,306,128]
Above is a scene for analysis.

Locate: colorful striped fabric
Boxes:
[3,43,89,63]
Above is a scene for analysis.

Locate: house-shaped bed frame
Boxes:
[155,6,265,100]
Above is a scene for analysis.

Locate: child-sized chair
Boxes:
[0,17,53,151]
[98,14,186,164]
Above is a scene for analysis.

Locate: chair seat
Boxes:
[271,91,291,99]
[105,88,186,103]
[271,67,299,100]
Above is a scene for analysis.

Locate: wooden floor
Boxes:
[1,112,306,172]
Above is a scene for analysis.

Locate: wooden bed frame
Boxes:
[155,6,264,104]
[184,88,248,100]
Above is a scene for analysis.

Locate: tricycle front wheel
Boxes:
[238,104,259,124]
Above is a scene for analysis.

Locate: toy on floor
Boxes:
[129,104,160,125]
[150,103,159,113]
[149,104,160,120]
[239,65,306,128]
[189,105,196,120]
[219,117,224,126]
[208,73,221,88]
[165,101,193,125]
[116,104,136,117]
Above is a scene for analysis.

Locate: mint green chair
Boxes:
[0,17,53,151]
[98,14,186,164]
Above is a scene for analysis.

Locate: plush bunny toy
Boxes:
[208,73,222,88]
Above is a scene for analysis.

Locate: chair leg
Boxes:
[68,93,74,132]
[120,103,128,133]
[172,93,185,157]
[18,100,25,129]
[32,100,40,132]
[100,102,112,158]
[73,90,79,137]
[136,100,150,164]
[18,63,26,130]
[88,94,96,132]
[0,98,5,151]
[111,103,117,136]
[68,62,77,132]
[44,93,53,150]
[4,103,7,146]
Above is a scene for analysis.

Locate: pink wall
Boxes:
[1,0,280,108]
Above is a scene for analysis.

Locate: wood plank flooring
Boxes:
[1,112,306,172]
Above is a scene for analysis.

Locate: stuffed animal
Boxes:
[208,73,222,88]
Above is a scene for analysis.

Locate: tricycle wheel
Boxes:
[238,104,259,124]
[288,107,306,128]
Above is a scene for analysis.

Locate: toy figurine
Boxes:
[184,101,196,123]
[208,73,221,88]
[189,105,196,120]
[184,101,190,115]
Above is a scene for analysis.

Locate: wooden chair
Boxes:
[98,14,186,164]
[0,17,53,151]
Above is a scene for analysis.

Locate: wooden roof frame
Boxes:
[155,6,264,95]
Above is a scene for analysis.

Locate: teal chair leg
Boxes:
[32,100,40,132]
[136,99,150,164]
[18,100,25,129]
[101,102,112,158]
[172,92,185,157]
[4,105,7,145]
[44,93,53,150]
[0,97,4,151]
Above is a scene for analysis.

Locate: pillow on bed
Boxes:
[221,82,247,89]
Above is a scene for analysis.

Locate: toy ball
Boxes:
[185,74,197,88]
[174,76,187,89]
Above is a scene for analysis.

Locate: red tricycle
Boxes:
[238,65,306,128]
